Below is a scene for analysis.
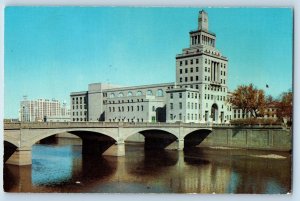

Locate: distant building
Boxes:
[19,96,70,122]
[70,10,232,124]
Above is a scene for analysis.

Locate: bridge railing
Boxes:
[4,122,284,130]
[4,121,214,129]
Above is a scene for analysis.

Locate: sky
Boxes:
[4,7,293,118]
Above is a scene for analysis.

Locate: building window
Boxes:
[137,106,139,111]
[196,59,199,64]
[196,85,199,89]
[190,77,193,81]
[187,113,190,120]
[152,106,155,112]
[131,106,134,111]
[205,67,207,72]
[147,90,153,96]
[190,68,193,73]
[185,68,188,73]
[128,91,133,96]
[190,59,193,65]
[208,77,210,81]
[179,102,182,109]
[205,59,207,64]
[157,89,164,97]
[180,61,182,66]
[179,93,182,98]
[205,76,207,81]
[208,68,210,72]
[180,69,182,74]
[188,92,190,98]
[170,114,173,120]
[136,91,143,96]
[185,77,188,82]
[170,93,173,99]
[196,76,198,81]
[179,113,182,120]
[188,102,190,109]
[185,60,188,65]
[170,103,173,110]
[180,78,182,82]
[118,92,124,97]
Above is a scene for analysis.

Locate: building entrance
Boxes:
[211,104,218,122]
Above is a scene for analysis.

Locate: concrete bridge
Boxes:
[4,122,213,166]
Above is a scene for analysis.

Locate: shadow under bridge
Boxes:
[68,130,118,156]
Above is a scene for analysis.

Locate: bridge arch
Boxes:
[4,141,18,163]
[124,128,179,150]
[123,128,179,141]
[26,128,118,147]
[184,128,212,148]
[4,138,19,148]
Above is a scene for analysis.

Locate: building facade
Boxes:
[70,10,232,124]
[19,96,70,122]
[174,10,231,123]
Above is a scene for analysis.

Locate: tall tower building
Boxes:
[175,10,231,123]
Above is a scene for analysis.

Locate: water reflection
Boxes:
[3,139,291,193]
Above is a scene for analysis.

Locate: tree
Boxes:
[229,84,266,118]
[276,90,292,125]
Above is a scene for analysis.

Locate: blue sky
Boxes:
[4,7,293,118]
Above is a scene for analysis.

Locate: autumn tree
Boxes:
[229,84,266,118]
[276,90,292,125]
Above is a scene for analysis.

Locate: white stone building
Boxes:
[19,96,70,122]
[166,88,200,123]
[70,10,232,124]
[174,10,231,123]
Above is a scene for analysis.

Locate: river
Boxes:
[3,137,292,193]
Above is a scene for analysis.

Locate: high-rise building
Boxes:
[19,97,70,122]
[172,10,231,123]
[70,10,232,124]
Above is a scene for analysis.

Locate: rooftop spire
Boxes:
[198,10,209,31]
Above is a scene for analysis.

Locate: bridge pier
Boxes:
[103,141,125,156]
[6,148,32,166]
[165,139,184,150]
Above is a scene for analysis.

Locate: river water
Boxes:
[3,138,292,193]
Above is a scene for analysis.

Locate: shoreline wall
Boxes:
[198,127,292,151]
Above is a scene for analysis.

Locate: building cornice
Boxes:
[176,52,228,61]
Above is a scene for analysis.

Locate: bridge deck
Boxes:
[4,122,284,130]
